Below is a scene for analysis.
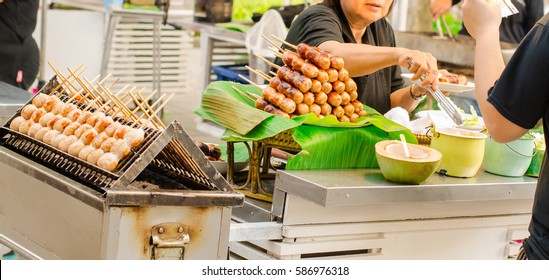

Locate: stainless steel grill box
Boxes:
[0,80,244,260]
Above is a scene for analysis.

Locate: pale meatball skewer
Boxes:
[9,116,26,131]
[32,93,49,108]
[20,104,38,120]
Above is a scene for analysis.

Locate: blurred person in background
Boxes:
[462,0,549,259]
[430,0,544,44]
[274,0,441,115]
[0,0,40,90]
[0,0,39,259]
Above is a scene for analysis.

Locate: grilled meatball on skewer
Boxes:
[18,120,33,134]
[9,116,26,131]
[279,50,319,78]
[269,76,304,104]
[32,93,48,108]
[30,108,47,123]
[97,152,120,172]
[296,44,331,70]
[27,123,43,138]
[20,104,38,120]
[277,65,312,93]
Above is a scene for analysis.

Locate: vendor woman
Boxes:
[274,0,440,114]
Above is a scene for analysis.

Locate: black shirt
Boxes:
[487,13,549,259]
[0,0,40,90]
[453,0,544,44]
[0,0,38,43]
[273,3,405,114]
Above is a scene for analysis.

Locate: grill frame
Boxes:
[0,76,236,194]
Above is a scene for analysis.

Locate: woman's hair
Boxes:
[323,0,396,15]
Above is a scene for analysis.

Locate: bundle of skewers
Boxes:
[8,62,175,172]
[237,35,367,123]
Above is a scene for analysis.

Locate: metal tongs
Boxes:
[435,16,454,40]
[407,60,465,125]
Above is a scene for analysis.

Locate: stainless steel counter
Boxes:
[274,169,537,207]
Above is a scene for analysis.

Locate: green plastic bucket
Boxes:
[525,148,545,177]
[482,137,535,177]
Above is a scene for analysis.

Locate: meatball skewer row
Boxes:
[237,74,295,116]
[255,54,313,94]
[248,68,312,116]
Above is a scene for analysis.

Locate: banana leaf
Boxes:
[194,81,275,135]
[195,81,416,169]
[287,125,416,170]
[218,142,250,162]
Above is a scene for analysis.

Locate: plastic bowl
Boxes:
[430,127,486,178]
[482,137,535,177]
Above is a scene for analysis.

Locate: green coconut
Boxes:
[375,140,442,184]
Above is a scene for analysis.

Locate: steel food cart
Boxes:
[230,169,536,260]
[0,80,244,259]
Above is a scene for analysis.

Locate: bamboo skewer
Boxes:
[47,62,83,87]
[132,93,174,129]
[66,74,101,103]
[271,34,297,50]
[261,34,285,53]
[94,82,127,116]
[111,90,144,118]
[231,86,257,103]
[124,91,162,121]
[48,62,85,96]
[237,74,264,91]
[245,66,272,82]
[127,91,161,129]
[71,73,113,106]
[273,51,284,59]
[67,68,105,108]
[254,53,280,70]
[87,73,116,104]
[79,94,103,112]
[110,91,131,113]
[269,46,284,55]
[134,91,164,129]
[84,73,127,107]
[82,75,121,108]
[95,90,132,116]
[125,92,165,128]
[106,77,120,91]
[134,92,165,121]
[102,85,139,121]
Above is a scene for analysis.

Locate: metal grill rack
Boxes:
[0,77,232,194]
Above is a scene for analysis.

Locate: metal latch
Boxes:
[150,223,190,260]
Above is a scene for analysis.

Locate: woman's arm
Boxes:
[318,41,440,90]
[463,0,528,142]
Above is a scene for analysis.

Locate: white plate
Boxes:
[402,73,475,93]
[210,160,248,175]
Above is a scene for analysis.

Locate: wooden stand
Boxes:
[226,130,301,202]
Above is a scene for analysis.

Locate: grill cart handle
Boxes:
[150,223,190,260]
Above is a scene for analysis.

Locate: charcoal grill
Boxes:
[0,79,244,260]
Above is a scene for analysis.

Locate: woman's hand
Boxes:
[397,49,439,90]
[462,0,502,39]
